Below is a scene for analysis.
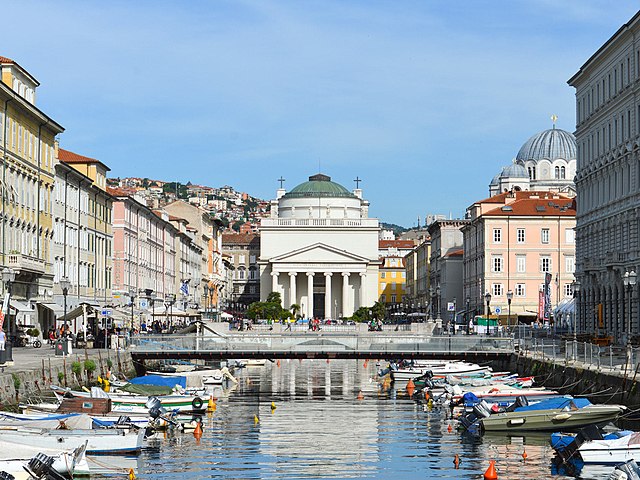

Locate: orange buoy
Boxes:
[276,360,281,367]
[193,421,203,438]
[484,460,498,480]
[424,391,430,400]
[363,360,369,368]
[522,449,528,461]
[453,454,460,469]
[357,390,364,400]
[406,378,415,395]
[447,423,453,433]
[128,468,136,479]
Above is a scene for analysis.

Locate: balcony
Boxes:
[605,251,627,267]
[7,253,46,275]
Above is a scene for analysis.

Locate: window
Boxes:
[540,256,552,272]
[565,228,575,244]
[517,228,525,243]
[492,256,503,272]
[541,228,550,244]
[493,229,502,243]
[391,294,397,303]
[516,255,526,273]
[492,284,503,296]
[239,254,246,265]
[515,283,526,296]
[564,284,573,297]
[249,255,256,264]
[565,256,575,274]
[380,282,386,291]
[528,166,536,180]
[381,272,386,279]
[391,272,396,278]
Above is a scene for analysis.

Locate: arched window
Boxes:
[560,166,566,179]
[554,166,560,179]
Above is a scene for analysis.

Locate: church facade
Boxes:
[259,174,380,319]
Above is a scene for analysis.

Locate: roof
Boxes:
[0,56,14,64]
[515,128,576,162]
[0,55,40,87]
[483,192,576,217]
[283,173,356,199]
[445,249,464,257]
[222,232,260,246]
[59,148,111,171]
[106,186,129,197]
[379,240,415,249]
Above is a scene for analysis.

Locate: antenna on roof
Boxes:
[551,114,558,129]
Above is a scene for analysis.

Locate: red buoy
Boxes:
[484,460,498,480]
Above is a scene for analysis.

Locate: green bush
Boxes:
[71,361,82,376]
[57,371,65,384]
[11,373,20,391]
[106,358,113,369]
[26,328,40,338]
[84,360,96,374]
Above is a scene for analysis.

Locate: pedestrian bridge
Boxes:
[129,333,515,367]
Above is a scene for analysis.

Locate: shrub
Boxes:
[71,361,82,376]
[57,371,65,384]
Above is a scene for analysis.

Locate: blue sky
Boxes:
[3,1,639,226]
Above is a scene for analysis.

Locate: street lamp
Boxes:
[624,270,637,367]
[466,296,470,334]
[572,279,581,361]
[2,267,15,358]
[506,290,513,328]
[59,276,71,331]
[436,284,441,320]
[129,288,136,333]
[484,291,492,319]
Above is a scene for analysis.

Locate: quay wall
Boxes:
[493,354,640,408]
[0,350,135,408]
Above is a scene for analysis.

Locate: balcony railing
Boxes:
[261,218,379,228]
[7,253,46,275]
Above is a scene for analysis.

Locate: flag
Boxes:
[180,281,189,296]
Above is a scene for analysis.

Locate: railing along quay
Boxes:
[129,333,515,361]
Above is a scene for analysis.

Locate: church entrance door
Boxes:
[313,293,325,319]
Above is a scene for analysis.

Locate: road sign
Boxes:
[447,302,455,311]
[494,307,501,314]
[140,299,148,309]
[101,309,112,317]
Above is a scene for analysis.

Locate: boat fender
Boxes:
[192,397,204,409]
[553,413,572,421]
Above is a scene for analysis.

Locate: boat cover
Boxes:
[128,375,186,388]
[462,392,480,405]
[516,396,591,412]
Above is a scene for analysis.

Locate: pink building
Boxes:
[462,191,576,324]
[109,188,177,302]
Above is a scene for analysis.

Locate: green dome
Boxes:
[284,174,356,198]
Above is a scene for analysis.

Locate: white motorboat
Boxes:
[0,441,87,478]
[579,431,640,464]
[391,362,491,382]
[0,425,146,454]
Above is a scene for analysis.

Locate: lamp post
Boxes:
[466,296,470,335]
[60,276,71,331]
[2,267,15,360]
[572,279,581,361]
[624,270,637,367]
[129,288,136,333]
[436,284,441,320]
[485,292,491,335]
[506,290,513,329]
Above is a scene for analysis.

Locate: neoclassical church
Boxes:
[489,126,577,197]
[259,174,380,319]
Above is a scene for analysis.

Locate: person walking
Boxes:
[0,329,5,351]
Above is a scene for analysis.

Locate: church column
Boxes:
[289,272,297,308]
[271,271,279,295]
[342,272,350,317]
[324,272,332,319]
[307,272,314,318]
[359,272,366,309]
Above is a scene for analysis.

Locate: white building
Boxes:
[568,11,640,340]
[259,174,380,319]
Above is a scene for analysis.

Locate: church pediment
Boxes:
[270,243,370,264]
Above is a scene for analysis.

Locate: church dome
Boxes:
[501,162,529,178]
[516,128,576,162]
[284,174,356,199]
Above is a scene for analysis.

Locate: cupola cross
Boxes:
[277,176,286,188]
[354,176,362,188]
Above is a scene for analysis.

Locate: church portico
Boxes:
[260,174,380,319]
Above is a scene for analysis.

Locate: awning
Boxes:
[58,305,86,322]
[38,302,65,316]
[10,300,33,314]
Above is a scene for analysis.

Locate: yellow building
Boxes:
[0,56,64,335]
[378,256,406,306]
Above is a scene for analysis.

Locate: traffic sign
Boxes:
[101,309,113,317]
[447,302,455,311]
[494,307,501,314]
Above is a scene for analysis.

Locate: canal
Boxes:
[101,359,612,479]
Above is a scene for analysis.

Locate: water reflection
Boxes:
[100,360,621,479]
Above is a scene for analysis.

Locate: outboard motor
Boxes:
[146,397,167,420]
[608,460,640,480]
[472,400,493,419]
[0,472,14,480]
[558,424,605,463]
[505,395,529,412]
[24,453,65,480]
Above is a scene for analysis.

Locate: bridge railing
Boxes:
[130,333,514,356]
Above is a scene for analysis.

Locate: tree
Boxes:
[371,301,386,320]
[351,306,371,323]
[290,303,301,319]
